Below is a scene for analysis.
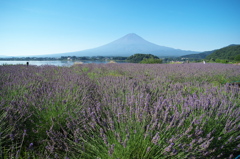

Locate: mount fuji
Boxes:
[46,33,199,57]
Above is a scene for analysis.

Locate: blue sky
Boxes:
[0,0,240,56]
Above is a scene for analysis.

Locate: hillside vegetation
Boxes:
[181,50,214,60]
[206,45,240,61]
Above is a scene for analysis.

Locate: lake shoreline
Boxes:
[0,60,127,66]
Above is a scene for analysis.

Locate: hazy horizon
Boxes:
[1,0,240,56]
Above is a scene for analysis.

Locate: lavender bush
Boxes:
[0,63,239,158]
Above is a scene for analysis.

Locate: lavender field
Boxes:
[0,63,240,159]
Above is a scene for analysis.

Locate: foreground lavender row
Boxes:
[0,63,240,158]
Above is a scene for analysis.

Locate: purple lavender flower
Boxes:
[146,147,151,153]
[9,134,14,140]
[164,146,172,152]
[151,132,160,144]
[23,129,27,136]
[108,144,115,156]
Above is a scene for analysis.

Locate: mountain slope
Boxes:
[206,45,240,60]
[56,33,199,57]
[0,55,9,58]
[181,50,215,59]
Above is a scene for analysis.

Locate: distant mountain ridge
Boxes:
[41,33,199,57]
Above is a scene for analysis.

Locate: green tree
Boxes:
[127,54,159,63]
[234,54,240,62]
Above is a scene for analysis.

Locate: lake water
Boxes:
[0,60,127,66]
